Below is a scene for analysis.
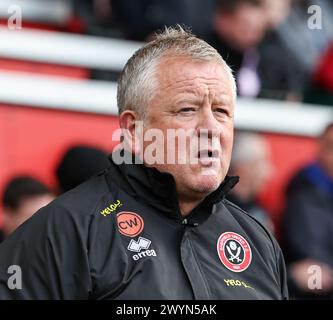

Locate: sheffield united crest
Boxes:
[217,232,252,272]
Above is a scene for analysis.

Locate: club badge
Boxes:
[217,232,252,272]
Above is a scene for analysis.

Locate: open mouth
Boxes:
[197,149,219,159]
[195,149,221,167]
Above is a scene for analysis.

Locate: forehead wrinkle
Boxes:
[161,78,229,106]
[152,62,234,109]
[160,75,223,92]
[155,56,235,96]
[170,84,233,110]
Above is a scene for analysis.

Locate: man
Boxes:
[208,0,268,97]
[227,132,274,233]
[282,123,333,298]
[0,176,55,242]
[0,27,288,299]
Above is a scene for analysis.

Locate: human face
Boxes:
[235,138,273,198]
[3,194,54,237]
[215,4,267,51]
[142,56,235,201]
[231,4,267,50]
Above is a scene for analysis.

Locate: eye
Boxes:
[179,107,196,115]
[214,108,229,116]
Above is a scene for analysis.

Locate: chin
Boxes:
[192,175,221,194]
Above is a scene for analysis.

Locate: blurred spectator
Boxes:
[259,0,333,101]
[304,42,333,106]
[263,0,292,29]
[113,0,216,41]
[208,0,268,97]
[72,0,126,38]
[278,0,333,73]
[0,176,54,241]
[227,132,275,233]
[282,123,333,299]
[56,145,109,194]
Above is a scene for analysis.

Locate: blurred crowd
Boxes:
[3,0,332,103]
[70,0,333,105]
[230,123,333,299]
[0,145,110,243]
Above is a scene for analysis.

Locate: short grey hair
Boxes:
[117,25,237,118]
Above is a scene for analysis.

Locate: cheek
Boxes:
[221,127,234,151]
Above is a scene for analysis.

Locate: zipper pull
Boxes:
[182,218,198,227]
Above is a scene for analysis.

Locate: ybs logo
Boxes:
[217,232,252,272]
[117,211,144,237]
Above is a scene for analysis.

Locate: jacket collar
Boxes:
[105,149,239,222]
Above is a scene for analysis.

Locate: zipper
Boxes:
[181,218,199,227]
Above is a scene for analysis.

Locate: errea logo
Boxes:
[127,237,157,261]
[128,237,151,252]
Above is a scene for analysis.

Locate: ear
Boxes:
[119,110,143,155]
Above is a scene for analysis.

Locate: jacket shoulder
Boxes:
[222,199,277,248]
[222,199,288,299]
[52,171,111,216]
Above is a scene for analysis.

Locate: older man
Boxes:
[227,132,274,232]
[0,27,287,299]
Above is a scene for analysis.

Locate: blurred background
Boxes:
[0,0,333,299]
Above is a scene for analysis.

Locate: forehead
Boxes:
[155,56,232,93]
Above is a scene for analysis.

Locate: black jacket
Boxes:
[282,163,333,299]
[0,152,288,299]
[282,163,333,267]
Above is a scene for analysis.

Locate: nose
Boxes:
[196,107,220,140]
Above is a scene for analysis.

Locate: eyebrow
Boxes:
[175,97,203,106]
[175,96,232,106]
[213,97,232,105]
